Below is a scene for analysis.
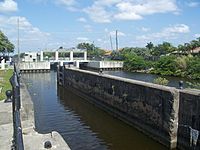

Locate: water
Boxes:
[22,71,167,150]
[103,70,200,89]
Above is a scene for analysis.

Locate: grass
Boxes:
[0,69,13,101]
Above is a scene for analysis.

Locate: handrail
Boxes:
[10,63,24,150]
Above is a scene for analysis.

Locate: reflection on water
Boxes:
[23,71,167,150]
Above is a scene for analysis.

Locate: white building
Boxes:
[22,52,38,62]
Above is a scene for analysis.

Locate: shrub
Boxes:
[153,77,169,86]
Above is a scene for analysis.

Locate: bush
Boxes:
[153,77,169,85]
[151,56,177,76]
[124,53,147,71]
[186,57,200,79]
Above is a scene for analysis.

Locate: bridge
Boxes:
[19,48,123,72]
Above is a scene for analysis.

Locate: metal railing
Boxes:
[10,64,24,150]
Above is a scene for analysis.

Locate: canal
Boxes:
[22,71,167,150]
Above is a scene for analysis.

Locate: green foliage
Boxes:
[150,42,176,56]
[146,42,154,50]
[77,43,105,58]
[153,77,169,85]
[121,37,200,80]
[43,52,54,58]
[151,56,177,76]
[174,56,189,77]
[186,81,200,89]
[0,69,13,100]
[124,53,147,71]
[150,55,200,80]
[186,56,200,79]
[121,47,149,57]
[0,30,15,54]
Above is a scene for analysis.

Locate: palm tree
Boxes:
[190,40,198,53]
[184,43,191,54]
[146,42,154,50]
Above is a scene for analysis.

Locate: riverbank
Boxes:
[0,77,71,150]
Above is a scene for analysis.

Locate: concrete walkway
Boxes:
[0,100,13,150]
[0,80,71,150]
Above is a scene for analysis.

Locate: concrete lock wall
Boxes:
[63,68,179,149]
[177,90,200,150]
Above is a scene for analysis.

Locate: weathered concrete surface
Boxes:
[177,89,200,150]
[0,101,13,150]
[0,79,70,150]
[63,68,179,149]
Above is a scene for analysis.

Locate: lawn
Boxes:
[0,69,13,101]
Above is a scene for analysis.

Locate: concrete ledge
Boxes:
[19,77,71,150]
[22,127,70,150]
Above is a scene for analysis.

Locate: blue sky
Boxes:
[0,0,200,52]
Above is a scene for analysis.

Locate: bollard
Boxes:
[99,69,103,75]
[44,141,52,149]
[179,80,184,89]
[4,90,12,102]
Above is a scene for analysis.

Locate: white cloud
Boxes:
[136,24,190,41]
[187,2,200,7]
[56,0,75,6]
[84,0,178,23]
[115,0,178,20]
[84,6,111,23]
[163,24,190,33]
[77,17,87,23]
[0,16,51,51]
[110,31,126,36]
[194,34,200,38]
[54,0,79,11]
[77,37,89,41]
[97,38,102,42]
[141,27,151,32]
[84,24,92,32]
[0,0,18,13]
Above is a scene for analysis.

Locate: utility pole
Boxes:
[116,30,118,51]
[110,35,113,51]
[17,17,20,63]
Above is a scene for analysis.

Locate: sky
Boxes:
[0,0,200,53]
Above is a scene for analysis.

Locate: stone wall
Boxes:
[177,90,200,150]
[63,68,179,149]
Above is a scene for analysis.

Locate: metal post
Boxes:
[179,81,183,89]
[17,18,20,63]
[116,30,118,51]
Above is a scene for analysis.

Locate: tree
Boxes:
[77,42,105,58]
[151,56,177,76]
[123,53,147,71]
[146,42,154,50]
[150,42,176,56]
[0,30,15,55]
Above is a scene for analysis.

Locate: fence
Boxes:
[10,64,24,150]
